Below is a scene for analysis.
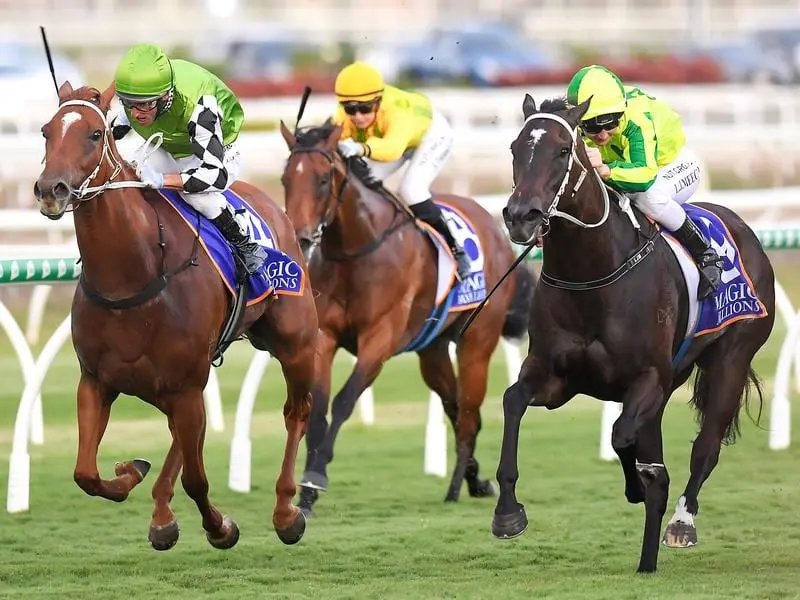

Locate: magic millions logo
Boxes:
[456,271,486,305]
[265,258,302,292]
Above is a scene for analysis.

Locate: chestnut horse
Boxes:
[279,120,535,515]
[495,95,775,573]
[33,83,318,550]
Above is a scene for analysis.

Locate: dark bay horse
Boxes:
[494,95,775,573]
[278,120,535,514]
[33,82,318,550]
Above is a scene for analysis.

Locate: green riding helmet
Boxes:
[114,43,174,109]
[566,64,627,122]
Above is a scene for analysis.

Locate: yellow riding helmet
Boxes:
[566,65,627,121]
[335,61,384,103]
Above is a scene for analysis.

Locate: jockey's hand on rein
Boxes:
[338,138,365,158]
[584,146,604,168]
[137,163,164,189]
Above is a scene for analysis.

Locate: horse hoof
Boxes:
[276,510,306,545]
[132,459,152,478]
[468,479,496,498]
[443,489,460,503]
[206,516,240,550]
[114,458,151,480]
[148,520,180,551]
[298,471,328,491]
[492,507,528,539]
[662,521,697,548]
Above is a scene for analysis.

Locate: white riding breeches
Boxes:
[363,109,453,206]
[116,130,242,220]
[629,146,702,231]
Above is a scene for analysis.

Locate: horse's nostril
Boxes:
[33,181,41,199]
[53,181,71,199]
[525,209,541,222]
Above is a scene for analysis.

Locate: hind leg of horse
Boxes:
[305,329,394,488]
[271,339,315,545]
[73,373,151,501]
[493,354,567,539]
[442,336,497,502]
[663,352,755,549]
[418,340,491,501]
[169,389,239,550]
[148,419,183,551]
[298,331,337,513]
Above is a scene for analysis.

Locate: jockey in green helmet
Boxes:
[566,64,723,300]
[113,43,266,276]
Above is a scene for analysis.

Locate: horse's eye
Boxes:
[90,130,103,142]
[561,147,570,155]
[319,174,330,186]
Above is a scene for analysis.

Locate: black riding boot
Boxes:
[211,206,267,276]
[411,199,471,281]
[671,215,724,300]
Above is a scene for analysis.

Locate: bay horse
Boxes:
[33,82,318,550]
[494,95,775,573]
[278,119,535,515]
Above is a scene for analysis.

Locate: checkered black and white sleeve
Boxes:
[181,95,230,194]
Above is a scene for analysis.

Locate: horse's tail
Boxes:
[689,365,765,445]
[502,264,536,340]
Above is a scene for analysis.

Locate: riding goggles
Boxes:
[341,100,379,115]
[581,112,623,134]
[118,92,168,111]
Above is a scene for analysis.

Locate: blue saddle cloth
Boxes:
[399,202,488,354]
[159,189,305,305]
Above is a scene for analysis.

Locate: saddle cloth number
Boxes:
[234,208,275,250]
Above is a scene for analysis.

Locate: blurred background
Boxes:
[2,0,800,205]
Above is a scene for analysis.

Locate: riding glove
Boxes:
[338,138,365,158]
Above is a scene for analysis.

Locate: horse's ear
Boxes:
[522,94,537,119]
[99,83,116,112]
[57,81,74,103]
[566,96,592,126]
[325,123,343,148]
[279,120,296,148]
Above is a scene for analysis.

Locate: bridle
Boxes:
[512,111,611,245]
[49,99,159,205]
[286,146,411,260]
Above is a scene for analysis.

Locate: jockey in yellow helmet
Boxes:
[113,43,266,275]
[567,64,723,300]
[332,61,471,281]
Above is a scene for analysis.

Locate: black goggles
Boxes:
[341,100,378,115]
[581,113,622,134]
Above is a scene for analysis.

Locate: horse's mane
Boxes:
[295,121,384,192]
[539,97,570,114]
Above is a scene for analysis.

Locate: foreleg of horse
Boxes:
[493,355,566,539]
[73,374,149,502]
[443,337,496,502]
[306,330,393,483]
[148,423,183,551]
[272,342,315,545]
[169,390,239,550]
[664,357,752,550]
[298,331,337,501]
[610,367,670,573]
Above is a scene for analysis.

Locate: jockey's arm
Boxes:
[605,118,658,193]
[362,110,414,162]
[163,95,230,193]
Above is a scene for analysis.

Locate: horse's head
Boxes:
[280,118,346,260]
[503,94,592,244]
[34,81,120,220]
